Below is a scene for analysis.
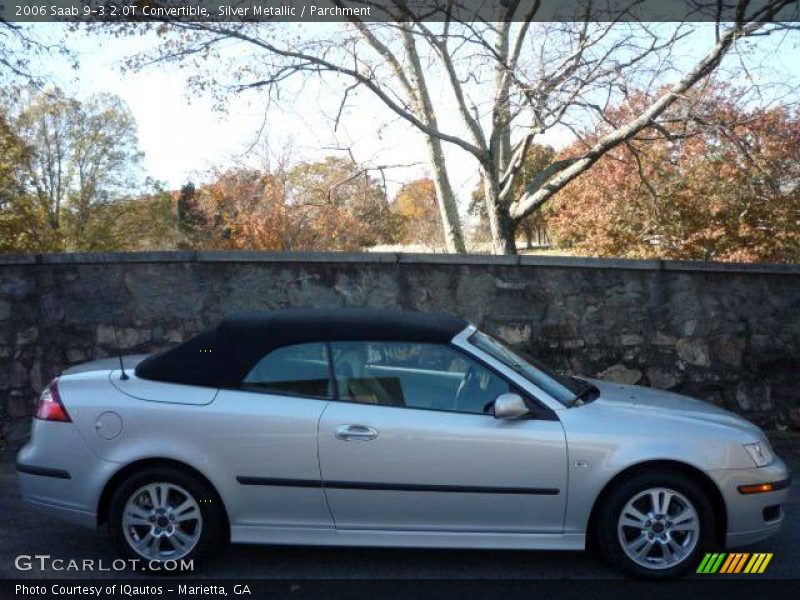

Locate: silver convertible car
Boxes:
[17,309,789,578]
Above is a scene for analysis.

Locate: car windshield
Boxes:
[468,331,588,407]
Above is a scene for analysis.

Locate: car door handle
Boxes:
[335,425,378,442]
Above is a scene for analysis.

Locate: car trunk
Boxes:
[63,354,218,406]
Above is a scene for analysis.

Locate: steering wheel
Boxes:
[454,366,480,412]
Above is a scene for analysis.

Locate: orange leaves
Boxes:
[185,157,401,252]
[392,178,443,247]
[547,88,800,263]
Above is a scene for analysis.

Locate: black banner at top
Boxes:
[1,0,799,23]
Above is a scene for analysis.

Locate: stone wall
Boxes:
[2,251,799,446]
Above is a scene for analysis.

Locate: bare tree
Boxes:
[111,0,798,253]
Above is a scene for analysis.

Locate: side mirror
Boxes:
[493,393,530,420]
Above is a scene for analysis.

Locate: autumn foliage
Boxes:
[177,158,403,252]
[0,88,150,252]
[2,86,799,263]
[547,89,800,263]
[391,179,444,248]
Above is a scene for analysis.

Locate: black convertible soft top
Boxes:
[134,308,469,388]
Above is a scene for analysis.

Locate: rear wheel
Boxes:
[595,471,715,579]
[109,467,224,569]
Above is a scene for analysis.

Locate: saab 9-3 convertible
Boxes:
[17,309,789,578]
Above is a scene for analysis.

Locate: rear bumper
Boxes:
[21,493,97,528]
[16,463,71,479]
[16,420,118,529]
[15,460,95,527]
[708,459,791,549]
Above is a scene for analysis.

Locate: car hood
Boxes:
[585,378,763,438]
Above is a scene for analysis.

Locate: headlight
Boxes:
[743,442,774,467]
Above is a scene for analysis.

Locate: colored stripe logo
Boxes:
[696,553,773,574]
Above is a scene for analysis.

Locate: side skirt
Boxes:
[231,525,585,551]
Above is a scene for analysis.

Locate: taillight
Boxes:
[34,378,71,422]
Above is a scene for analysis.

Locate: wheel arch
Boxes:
[97,457,230,538]
[586,459,727,548]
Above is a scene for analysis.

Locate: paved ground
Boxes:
[1,436,797,580]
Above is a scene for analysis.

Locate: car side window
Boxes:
[329,341,511,415]
[242,343,332,398]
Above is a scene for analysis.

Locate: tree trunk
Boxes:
[425,133,467,254]
[482,171,516,254]
[522,224,532,249]
[399,28,467,254]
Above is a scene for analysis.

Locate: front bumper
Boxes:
[708,458,791,549]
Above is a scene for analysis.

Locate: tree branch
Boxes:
[509,3,791,222]
[171,22,484,158]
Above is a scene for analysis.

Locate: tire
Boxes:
[595,470,716,579]
[108,466,225,570]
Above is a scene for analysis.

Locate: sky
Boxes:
[34,23,488,199]
[26,22,800,211]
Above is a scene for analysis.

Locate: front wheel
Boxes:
[595,471,715,579]
[109,467,225,569]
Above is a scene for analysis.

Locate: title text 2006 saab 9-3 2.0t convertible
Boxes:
[17,309,790,578]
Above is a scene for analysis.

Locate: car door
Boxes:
[318,341,568,533]
[211,342,333,529]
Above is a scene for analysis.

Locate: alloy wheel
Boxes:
[121,482,203,561]
[616,486,700,570]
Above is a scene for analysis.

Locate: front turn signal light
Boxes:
[737,480,790,495]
